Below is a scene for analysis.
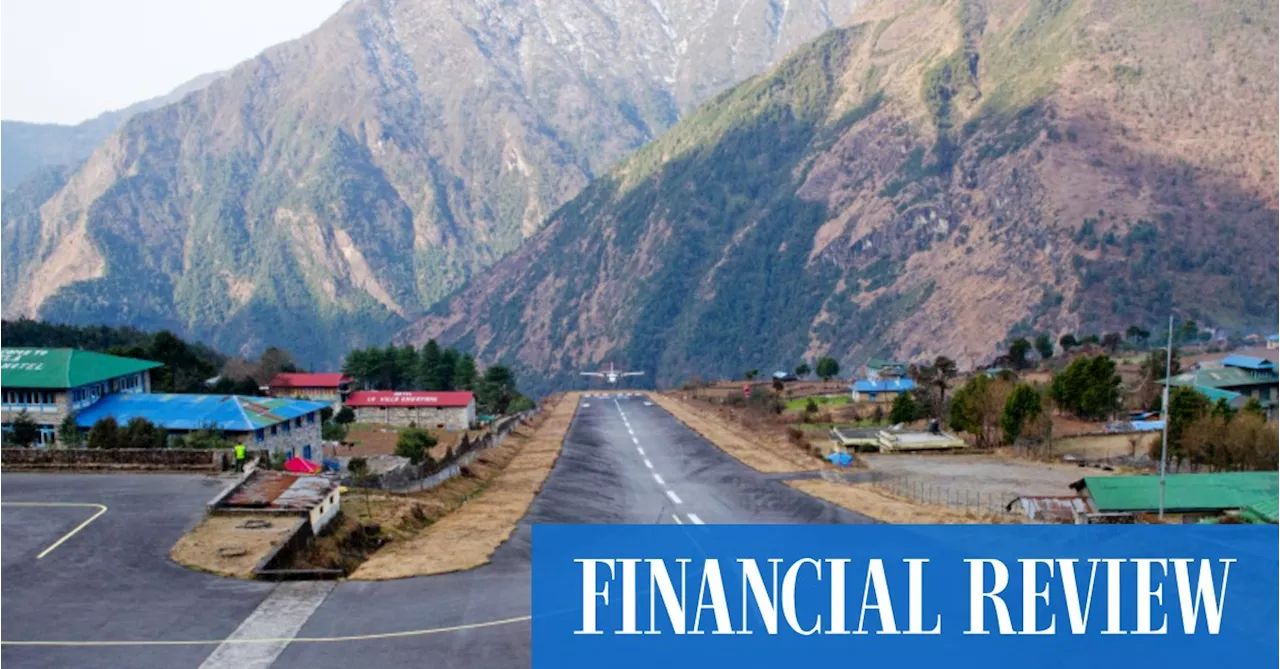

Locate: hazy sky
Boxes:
[1,0,350,124]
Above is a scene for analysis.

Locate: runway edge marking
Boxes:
[1,502,108,559]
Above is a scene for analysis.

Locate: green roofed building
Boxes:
[1071,472,1280,524]
[1,348,162,446]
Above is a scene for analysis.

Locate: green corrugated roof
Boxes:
[1239,496,1280,524]
[1078,472,1280,513]
[1163,367,1278,390]
[0,348,162,389]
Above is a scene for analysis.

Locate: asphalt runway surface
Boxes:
[2,395,870,668]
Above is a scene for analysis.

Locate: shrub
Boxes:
[395,428,437,465]
[124,417,167,449]
[334,406,355,424]
[87,417,122,450]
[57,413,84,447]
[10,410,40,447]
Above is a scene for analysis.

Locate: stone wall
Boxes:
[0,447,228,471]
[240,421,324,461]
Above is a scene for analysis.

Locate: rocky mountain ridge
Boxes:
[405,0,1279,393]
[2,0,862,364]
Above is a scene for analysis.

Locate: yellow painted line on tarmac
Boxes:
[1,502,109,559]
[0,614,533,647]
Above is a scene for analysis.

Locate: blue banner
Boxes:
[532,525,1278,668]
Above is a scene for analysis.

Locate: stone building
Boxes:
[1,348,161,446]
[266,372,353,405]
[75,393,329,461]
[344,391,476,430]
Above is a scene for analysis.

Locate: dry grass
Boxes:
[169,513,302,578]
[650,392,822,474]
[786,480,1016,524]
[349,393,578,579]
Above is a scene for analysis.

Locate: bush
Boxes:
[889,392,920,425]
[395,428,438,465]
[322,422,348,442]
[87,417,122,450]
[10,410,40,447]
[124,417,167,449]
[180,427,236,450]
[334,406,356,424]
[57,413,84,447]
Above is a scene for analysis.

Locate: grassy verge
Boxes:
[650,393,822,473]
[784,394,850,410]
[348,393,577,579]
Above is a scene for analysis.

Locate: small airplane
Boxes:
[581,362,644,385]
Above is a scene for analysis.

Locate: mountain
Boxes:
[405,0,1279,393]
[1,72,222,190]
[1,0,863,366]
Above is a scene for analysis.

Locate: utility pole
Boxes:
[1158,315,1173,520]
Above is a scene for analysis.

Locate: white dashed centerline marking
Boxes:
[636,446,645,456]
[665,490,683,505]
[686,513,704,525]
[643,459,653,469]
[671,515,683,524]
[652,473,665,485]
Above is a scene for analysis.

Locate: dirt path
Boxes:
[649,392,821,474]
[349,393,578,579]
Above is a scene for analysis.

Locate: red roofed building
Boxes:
[344,391,476,430]
[267,373,353,404]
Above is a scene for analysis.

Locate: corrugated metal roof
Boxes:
[268,373,352,389]
[1074,472,1280,513]
[75,393,328,431]
[1,348,162,389]
[1239,496,1280,524]
[1221,354,1277,371]
[1007,496,1089,522]
[221,471,336,510]
[851,378,916,393]
[345,390,475,408]
[1166,366,1278,390]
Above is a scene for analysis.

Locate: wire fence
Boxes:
[864,471,1023,519]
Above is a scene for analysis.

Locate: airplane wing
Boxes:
[580,372,605,377]
[620,371,645,377]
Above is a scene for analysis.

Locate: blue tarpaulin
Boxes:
[825,451,853,467]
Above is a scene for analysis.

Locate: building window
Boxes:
[255,429,265,443]
[282,422,290,434]
[295,417,303,428]
[270,425,277,436]
[306,412,315,424]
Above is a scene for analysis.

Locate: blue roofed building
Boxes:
[1162,353,1279,419]
[1268,334,1279,351]
[850,378,917,403]
[76,394,329,461]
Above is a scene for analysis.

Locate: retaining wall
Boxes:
[0,447,230,471]
[372,410,533,491]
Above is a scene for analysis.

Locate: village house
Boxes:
[267,372,353,405]
[75,393,329,461]
[849,377,916,403]
[1162,353,1279,418]
[1,348,161,446]
[865,359,908,379]
[344,390,476,430]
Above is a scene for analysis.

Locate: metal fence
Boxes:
[863,470,1022,519]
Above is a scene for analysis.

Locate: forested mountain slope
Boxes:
[2,0,861,364]
[406,0,1279,392]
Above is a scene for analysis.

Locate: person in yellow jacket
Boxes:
[234,443,246,473]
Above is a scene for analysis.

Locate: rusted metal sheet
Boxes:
[1006,495,1090,523]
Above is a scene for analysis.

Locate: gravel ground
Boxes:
[861,453,1094,498]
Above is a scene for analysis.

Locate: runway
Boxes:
[2,394,869,668]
